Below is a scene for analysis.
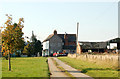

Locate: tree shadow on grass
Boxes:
[55,70,81,73]
[81,68,115,73]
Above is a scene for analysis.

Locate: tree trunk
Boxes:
[8,50,11,71]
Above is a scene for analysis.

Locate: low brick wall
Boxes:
[68,54,118,62]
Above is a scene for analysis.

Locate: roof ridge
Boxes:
[43,34,54,42]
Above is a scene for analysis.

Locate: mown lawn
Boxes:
[58,57,119,78]
[2,57,49,77]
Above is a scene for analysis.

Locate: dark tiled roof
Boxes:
[43,34,76,42]
[67,34,76,42]
[58,34,76,42]
[107,37,120,43]
[57,34,64,41]
[79,42,107,49]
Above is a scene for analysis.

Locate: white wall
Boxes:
[107,43,117,49]
[43,41,49,50]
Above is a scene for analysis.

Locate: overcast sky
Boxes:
[0,0,118,42]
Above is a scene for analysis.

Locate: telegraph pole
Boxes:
[76,22,79,55]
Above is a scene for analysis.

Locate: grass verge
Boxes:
[2,57,49,77]
[58,57,119,78]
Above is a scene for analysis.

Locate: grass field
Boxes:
[2,57,49,77]
[58,57,119,77]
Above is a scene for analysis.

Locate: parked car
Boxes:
[59,52,67,56]
[53,50,68,57]
[53,52,59,57]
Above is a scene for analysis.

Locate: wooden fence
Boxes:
[68,54,119,63]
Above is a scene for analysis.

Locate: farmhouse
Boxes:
[42,30,120,56]
[42,30,76,56]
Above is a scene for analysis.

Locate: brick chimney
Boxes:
[54,30,57,35]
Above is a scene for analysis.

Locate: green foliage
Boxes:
[2,15,24,57]
[23,31,43,56]
[23,43,29,55]
[35,40,43,56]
[23,42,33,56]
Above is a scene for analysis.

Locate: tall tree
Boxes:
[23,31,43,57]
[23,42,33,56]
[31,31,43,56]
[1,14,24,71]
[31,31,37,42]
[35,40,43,56]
